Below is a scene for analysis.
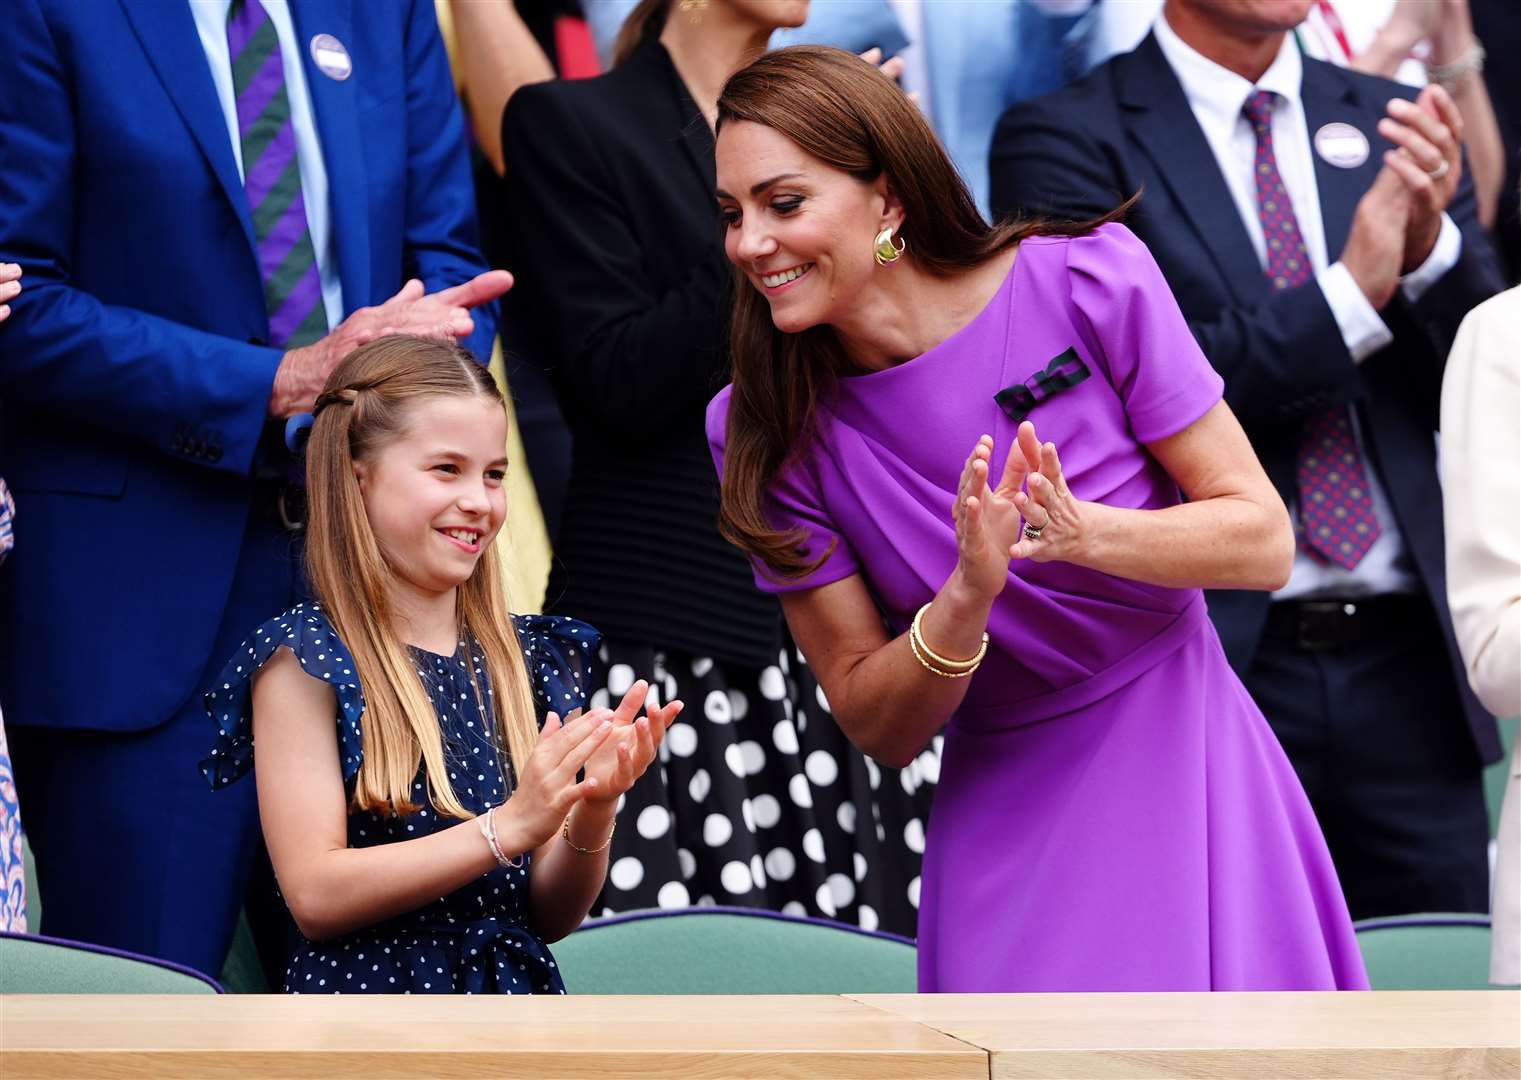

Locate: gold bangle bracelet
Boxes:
[909,620,978,679]
[561,813,615,855]
[911,602,988,672]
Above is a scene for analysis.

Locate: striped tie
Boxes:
[227,0,329,349]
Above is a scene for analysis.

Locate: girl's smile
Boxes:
[355,394,509,598]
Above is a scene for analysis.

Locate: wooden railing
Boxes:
[3,990,1517,1078]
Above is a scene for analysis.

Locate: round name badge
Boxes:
[309,33,352,81]
[1313,122,1369,169]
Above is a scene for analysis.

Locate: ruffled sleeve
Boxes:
[200,603,367,790]
[513,614,601,720]
[1066,222,1224,444]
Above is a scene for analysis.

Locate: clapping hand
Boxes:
[0,263,21,323]
[493,708,616,854]
[580,679,684,807]
[1006,420,1086,564]
[953,421,1086,597]
[1377,85,1463,273]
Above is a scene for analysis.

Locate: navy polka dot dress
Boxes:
[201,603,599,994]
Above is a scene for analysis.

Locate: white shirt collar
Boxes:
[1152,11,1304,140]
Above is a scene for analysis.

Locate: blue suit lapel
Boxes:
[1118,34,1263,302]
[290,0,370,313]
[117,0,259,269]
[1300,59,1375,263]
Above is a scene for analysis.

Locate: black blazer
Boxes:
[989,34,1505,763]
[502,39,779,665]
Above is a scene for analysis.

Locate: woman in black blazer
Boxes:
[500,0,935,935]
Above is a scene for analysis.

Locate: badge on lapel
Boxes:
[309,34,352,81]
[994,347,1091,423]
[1313,122,1369,169]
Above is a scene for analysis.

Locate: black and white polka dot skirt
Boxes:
[589,634,940,938]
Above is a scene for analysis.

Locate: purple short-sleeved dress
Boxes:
[707,225,1368,992]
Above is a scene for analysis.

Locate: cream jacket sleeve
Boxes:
[1440,286,1521,720]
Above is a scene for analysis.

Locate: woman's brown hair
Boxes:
[304,336,539,820]
[611,0,669,66]
[715,45,1131,580]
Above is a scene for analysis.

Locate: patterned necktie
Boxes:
[227,0,329,349]
[1243,90,1381,570]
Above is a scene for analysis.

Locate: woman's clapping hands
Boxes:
[953,420,1088,598]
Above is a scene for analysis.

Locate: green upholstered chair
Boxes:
[553,906,918,995]
[1354,914,1508,989]
[0,931,222,993]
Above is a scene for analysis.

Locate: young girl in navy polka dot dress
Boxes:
[201,337,680,993]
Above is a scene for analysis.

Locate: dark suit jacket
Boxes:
[989,33,1505,763]
[0,0,494,734]
[501,38,779,665]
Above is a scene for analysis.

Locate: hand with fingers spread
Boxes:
[1007,420,1086,564]
[952,433,1025,599]
[581,679,684,807]
[268,270,516,417]
[492,708,616,855]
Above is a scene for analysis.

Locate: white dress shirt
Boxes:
[1153,12,1464,600]
[189,0,344,331]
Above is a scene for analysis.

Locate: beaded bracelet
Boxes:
[478,806,525,870]
[1426,41,1485,89]
[561,813,615,855]
[909,602,988,678]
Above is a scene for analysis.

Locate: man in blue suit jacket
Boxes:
[990,0,1505,919]
[0,0,506,976]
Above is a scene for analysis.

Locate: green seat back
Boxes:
[554,908,917,994]
[1354,915,1503,990]
[0,932,221,994]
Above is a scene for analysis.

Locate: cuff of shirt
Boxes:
[1318,261,1393,365]
[1399,213,1461,304]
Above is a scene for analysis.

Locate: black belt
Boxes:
[1263,594,1430,652]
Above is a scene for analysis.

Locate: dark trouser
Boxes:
[1244,595,1490,921]
[11,510,302,977]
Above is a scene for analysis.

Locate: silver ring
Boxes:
[1023,523,1044,542]
[1426,158,1450,180]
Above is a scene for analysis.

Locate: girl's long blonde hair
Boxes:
[304,336,539,820]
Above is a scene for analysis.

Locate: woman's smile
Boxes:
[759,262,815,292]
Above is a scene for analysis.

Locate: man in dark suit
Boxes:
[990,0,1505,919]
[0,0,509,976]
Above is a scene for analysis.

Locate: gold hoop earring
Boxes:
[874,226,906,266]
[679,0,709,23]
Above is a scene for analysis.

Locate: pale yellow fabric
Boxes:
[489,340,554,615]
[1439,285,1521,986]
[434,0,465,95]
[435,1,554,612]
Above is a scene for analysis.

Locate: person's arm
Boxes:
[1009,407,1293,589]
[446,0,554,177]
[781,406,1291,768]
[0,0,279,476]
[502,84,730,427]
[400,0,504,361]
[1439,296,1521,720]
[252,647,615,942]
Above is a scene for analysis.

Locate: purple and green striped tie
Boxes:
[227,0,329,349]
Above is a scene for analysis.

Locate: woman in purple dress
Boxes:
[705,46,1368,992]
